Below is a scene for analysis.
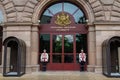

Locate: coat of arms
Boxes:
[55,13,71,26]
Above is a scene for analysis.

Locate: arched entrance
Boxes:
[3,37,26,76]
[39,2,88,70]
[102,36,120,77]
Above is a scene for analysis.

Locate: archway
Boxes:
[102,36,120,77]
[32,0,94,23]
[38,2,88,70]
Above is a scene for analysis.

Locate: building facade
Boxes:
[0,0,120,76]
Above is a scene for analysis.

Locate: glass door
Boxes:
[52,34,74,63]
[50,34,75,70]
[39,33,87,70]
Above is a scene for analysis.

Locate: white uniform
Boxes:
[79,53,86,62]
[40,52,49,62]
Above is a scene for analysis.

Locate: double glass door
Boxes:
[52,34,74,63]
[39,33,87,70]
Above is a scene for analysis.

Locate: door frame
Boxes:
[39,32,88,70]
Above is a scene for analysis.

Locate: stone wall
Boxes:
[0,0,120,22]
[94,22,120,73]
[0,0,119,73]
[0,0,119,22]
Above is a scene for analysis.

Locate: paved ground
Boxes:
[0,71,120,80]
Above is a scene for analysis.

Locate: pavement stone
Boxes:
[0,71,120,80]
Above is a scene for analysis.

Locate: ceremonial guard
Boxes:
[79,49,86,71]
[40,49,49,71]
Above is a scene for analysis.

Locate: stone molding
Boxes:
[94,21,120,25]
[111,0,120,21]
[89,0,105,21]
[1,22,39,26]
[4,22,32,26]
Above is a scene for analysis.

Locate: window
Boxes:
[40,2,86,24]
[40,34,50,53]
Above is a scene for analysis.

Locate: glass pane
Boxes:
[64,35,73,53]
[76,34,87,53]
[77,16,86,24]
[76,53,79,63]
[64,55,73,63]
[52,55,61,63]
[64,3,78,14]
[40,15,52,24]
[53,35,62,53]
[73,9,84,23]
[48,3,62,15]
[40,34,50,53]
[43,10,53,17]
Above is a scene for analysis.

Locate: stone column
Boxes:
[31,24,39,72]
[94,24,105,73]
[87,24,96,72]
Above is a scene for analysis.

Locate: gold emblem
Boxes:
[55,13,71,26]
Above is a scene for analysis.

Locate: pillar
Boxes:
[31,24,39,72]
[87,24,96,72]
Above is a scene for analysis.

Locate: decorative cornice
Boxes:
[2,21,120,27]
[3,22,33,26]
[87,22,94,26]
[0,22,39,27]
[94,21,120,25]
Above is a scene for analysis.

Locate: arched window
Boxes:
[40,2,86,24]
